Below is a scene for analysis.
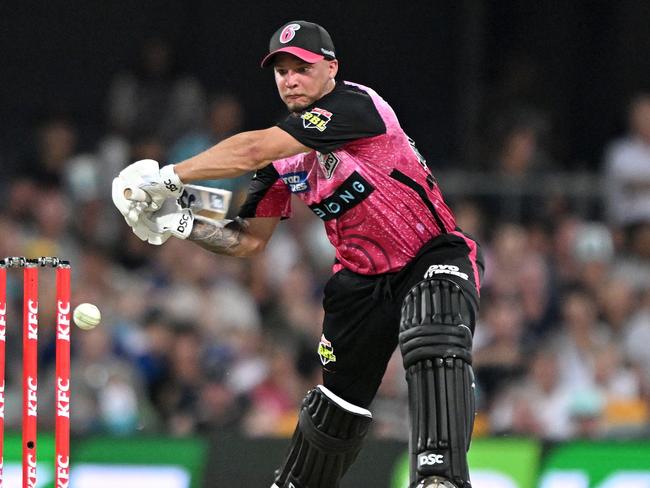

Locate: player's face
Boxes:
[273,54,338,112]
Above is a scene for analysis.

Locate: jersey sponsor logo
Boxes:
[280,171,310,193]
[309,171,374,221]
[407,135,436,189]
[316,152,339,179]
[424,264,468,281]
[301,107,332,132]
[318,334,337,365]
[407,135,427,167]
[280,23,301,43]
[418,452,446,468]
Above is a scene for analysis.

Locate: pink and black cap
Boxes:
[261,21,336,68]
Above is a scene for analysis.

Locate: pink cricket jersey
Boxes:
[239,81,457,275]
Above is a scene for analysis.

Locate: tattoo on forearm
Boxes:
[188,218,248,256]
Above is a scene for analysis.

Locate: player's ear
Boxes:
[328,59,339,79]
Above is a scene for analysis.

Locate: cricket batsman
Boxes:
[112,20,484,488]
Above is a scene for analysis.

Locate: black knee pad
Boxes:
[272,385,372,488]
[399,279,476,488]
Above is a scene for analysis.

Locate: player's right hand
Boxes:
[139,197,195,244]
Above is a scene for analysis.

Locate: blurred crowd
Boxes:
[1,38,649,443]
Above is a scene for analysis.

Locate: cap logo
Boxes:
[280,23,301,44]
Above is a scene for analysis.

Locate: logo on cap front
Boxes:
[280,23,301,43]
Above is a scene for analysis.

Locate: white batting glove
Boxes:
[130,215,172,245]
[112,177,171,244]
[112,172,144,225]
[134,163,184,211]
[140,197,194,243]
[115,159,184,212]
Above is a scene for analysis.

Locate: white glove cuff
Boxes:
[174,209,194,239]
[159,164,184,197]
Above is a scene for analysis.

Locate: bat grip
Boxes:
[124,187,152,203]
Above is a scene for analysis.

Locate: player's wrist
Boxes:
[159,164,184,198]
[169,207,194,240]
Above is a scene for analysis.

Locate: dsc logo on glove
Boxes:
[176,214,191,233]
[164,179,179,193]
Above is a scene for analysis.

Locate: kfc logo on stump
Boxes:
[280,24,301,43]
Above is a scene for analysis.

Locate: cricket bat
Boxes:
[124,184,232,220]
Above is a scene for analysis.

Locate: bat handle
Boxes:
[124,187,152,203]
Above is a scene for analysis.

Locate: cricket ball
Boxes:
[73,303,101,330]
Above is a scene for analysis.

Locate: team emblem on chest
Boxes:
[316,151,340,179]
[318,335,337,365]
[301,107,332,132]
